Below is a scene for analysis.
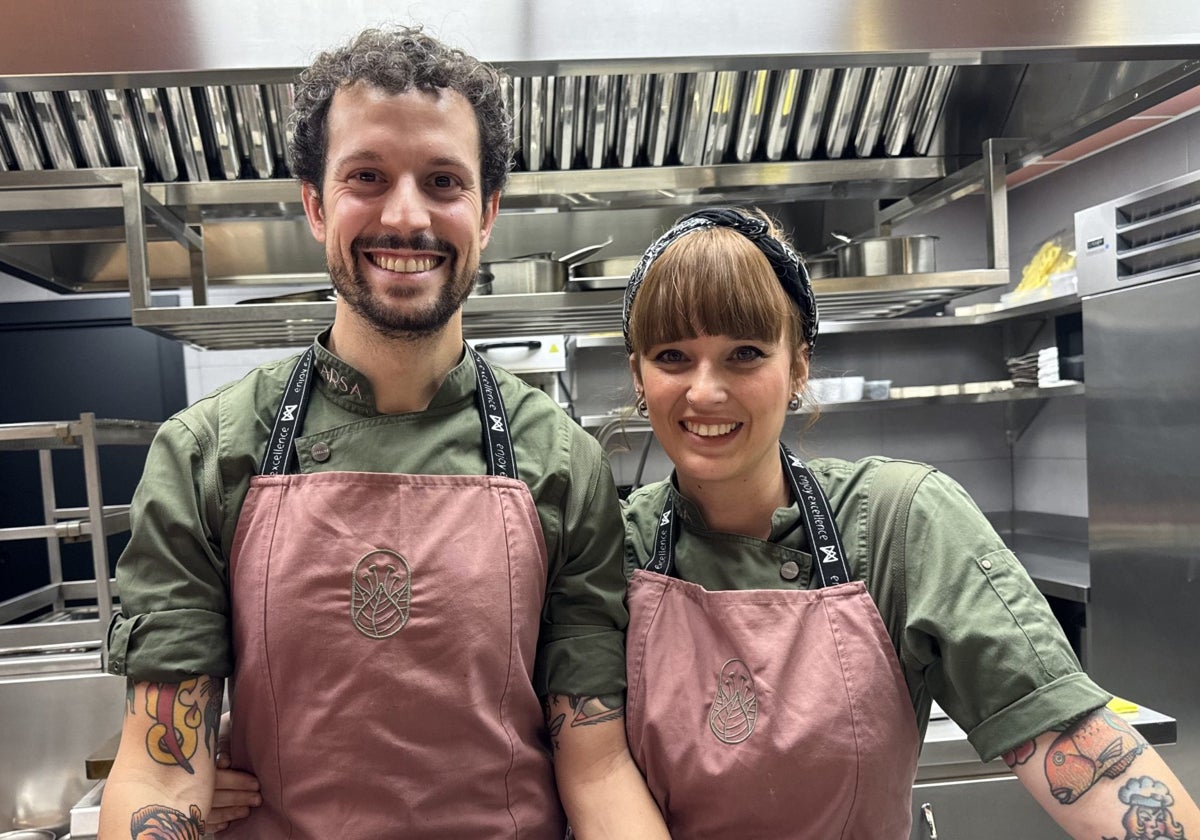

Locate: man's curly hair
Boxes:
[290,26,513,200]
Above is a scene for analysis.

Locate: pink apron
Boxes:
[224,347,564,839]
[625,444,920,839]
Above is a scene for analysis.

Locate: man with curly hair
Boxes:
[100,26,667,839]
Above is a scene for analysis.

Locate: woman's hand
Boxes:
[206,711,261,833]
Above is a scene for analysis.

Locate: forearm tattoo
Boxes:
[142,677,223,774]
[1001,709,1185,838]
[1043,707,1146,805]
[1103,775,1187,839]
[542,693,625,751]
[130,803,206,839]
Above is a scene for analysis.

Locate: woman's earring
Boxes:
[636,394,649,417]
[787,392,801,412]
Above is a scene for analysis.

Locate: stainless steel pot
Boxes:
[477,258,565,294]
[833,234,937,277]
[482,239,611,295]
[801,254,838,279]
[569,255,640,290]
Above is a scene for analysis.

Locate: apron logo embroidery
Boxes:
[281,404,298,422]
[819,545,841,564]
[709,658,758,744]
[350,549,411,639]
[489,414,505,432]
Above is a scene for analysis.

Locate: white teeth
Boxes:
[684,421,738,437]
[373,255,438,273]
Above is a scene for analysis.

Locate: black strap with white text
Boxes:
[469,346,518,480]
[260,347,316,476]
[261,345,516,479]
[648,442,852,587]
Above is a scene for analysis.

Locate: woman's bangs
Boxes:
[629,228,791,351]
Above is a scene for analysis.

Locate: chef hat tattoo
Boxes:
[622,206,820,355]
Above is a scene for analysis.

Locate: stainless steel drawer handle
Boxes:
[920,802,938,839]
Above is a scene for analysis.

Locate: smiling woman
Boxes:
[626,209,811,536]
[617,206,1200,839]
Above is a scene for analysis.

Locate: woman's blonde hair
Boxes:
[625,215,807,375]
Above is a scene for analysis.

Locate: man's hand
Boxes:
[206,711,261,833]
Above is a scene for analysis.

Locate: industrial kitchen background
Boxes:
[2,1,1199,837]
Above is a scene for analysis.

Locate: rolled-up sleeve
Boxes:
[108,416,232,681]
[900,470,1109,761]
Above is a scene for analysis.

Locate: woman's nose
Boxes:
[687,364,727,405]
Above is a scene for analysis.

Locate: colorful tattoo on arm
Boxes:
[1043,707,1146,805]
[1108,776,1187,839]
[542,694,625,752]
[1002,738,1037,769]
[143,677,223,774]
[130,803,206,839]
[565,694,625,728]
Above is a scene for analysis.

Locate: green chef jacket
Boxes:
[622,455,1111,762]
[109,330,628,698]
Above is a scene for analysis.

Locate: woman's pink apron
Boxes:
[224,347,564,839]
[625,444,920,839]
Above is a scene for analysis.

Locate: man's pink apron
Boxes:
[223,347,564,839]
[625,445,920,838]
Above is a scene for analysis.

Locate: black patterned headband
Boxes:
[622,207,820,355]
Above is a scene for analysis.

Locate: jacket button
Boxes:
[780,560,801,581]
[310,442,331,463]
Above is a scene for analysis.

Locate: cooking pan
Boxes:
[800,253,838,279]
[481,239,611,295]
[569,255,640,290]
[832,232,937,277]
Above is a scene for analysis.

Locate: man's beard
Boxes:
[329,234,477,340]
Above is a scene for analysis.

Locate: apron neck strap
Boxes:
[468,346,519,480]
[777,443,851,587]
[261,347,316,476]
[261,345,518,479]
[647,442,852,587]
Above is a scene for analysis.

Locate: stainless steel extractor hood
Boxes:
[2,0,1199,347]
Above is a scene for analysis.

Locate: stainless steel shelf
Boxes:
[0,418,159,450]
[0,507,130,543]
[131,269,1008,350]
[575,292,1079,348]
[581,383,1085,449]
[0,413,157,669]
